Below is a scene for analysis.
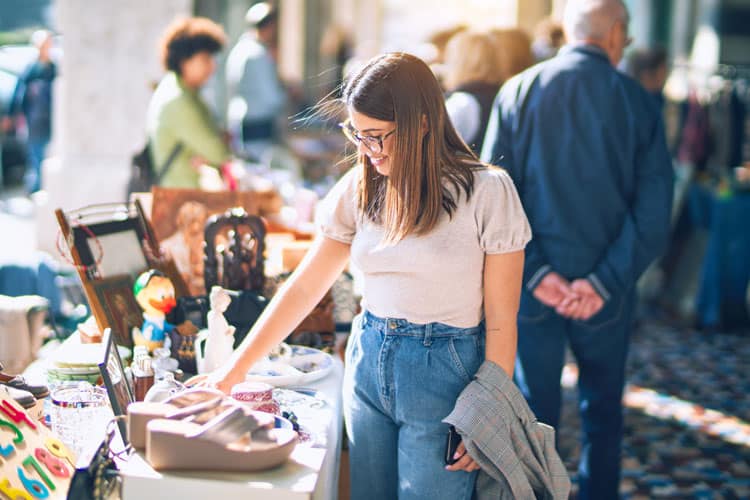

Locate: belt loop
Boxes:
[423,323,433,347]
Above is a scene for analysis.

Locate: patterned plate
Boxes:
[273,388,331,448]
[246,345,334,387]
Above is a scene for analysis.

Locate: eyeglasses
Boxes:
[338,120,396,154]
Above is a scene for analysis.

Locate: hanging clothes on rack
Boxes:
[676,90,712,171]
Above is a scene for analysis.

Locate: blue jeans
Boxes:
[514,289,633,500]
[25,138,49,193]
[343,311,484,500]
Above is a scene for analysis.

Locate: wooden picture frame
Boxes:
[71,218,148,281]
[55,201,189,343]
[98,328,133,444]
[91,274,141,348]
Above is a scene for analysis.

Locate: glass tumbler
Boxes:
[49,382,114,462]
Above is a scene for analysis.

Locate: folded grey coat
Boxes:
[444,360,571,499]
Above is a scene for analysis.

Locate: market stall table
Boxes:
[119,358,344,500]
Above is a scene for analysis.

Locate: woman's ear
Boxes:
[421,114,428,136]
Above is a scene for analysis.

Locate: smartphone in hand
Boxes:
[445,425,462,465]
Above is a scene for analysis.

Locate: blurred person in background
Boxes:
[443,31,504,155]
[226,2,288,162]
[532,17,566,62]
[319,23,352,98]
[624,46,668,109]
[482,0,673,497]
[146,17,230,189]
[3,30,56,194]
[488,28,535,84]
[427,24,469,66]
[423,24,468,89]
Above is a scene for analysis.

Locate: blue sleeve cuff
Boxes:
[586,273,611,302]
[526,264,552,292]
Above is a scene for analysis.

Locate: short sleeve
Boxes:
[314,167,360,243]
[475,168,532,254]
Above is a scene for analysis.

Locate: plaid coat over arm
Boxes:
[444,360,571,499]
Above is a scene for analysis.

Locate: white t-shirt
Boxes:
[316,165,531,328]
[446,91,481,145]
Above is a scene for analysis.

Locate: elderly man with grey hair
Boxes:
[482,0,673,498]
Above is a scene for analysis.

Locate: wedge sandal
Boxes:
[146,405,297,471]
[127,388,226,449]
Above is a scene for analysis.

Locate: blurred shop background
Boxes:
[1,0,750,498]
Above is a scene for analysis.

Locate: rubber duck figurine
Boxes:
[133,270,177,352]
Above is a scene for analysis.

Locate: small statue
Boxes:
[132,270,177,352]
[203,286,236,373]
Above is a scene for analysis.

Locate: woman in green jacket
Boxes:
[147,17,230,189]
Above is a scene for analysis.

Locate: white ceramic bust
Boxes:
[203,286,236,373]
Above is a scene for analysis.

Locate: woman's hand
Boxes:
[184,363,245,394]
[445,441,480,472]
[186,237,351,394]
[189,155,207,171]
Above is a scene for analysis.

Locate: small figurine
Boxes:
[203,286,236,373]
[132,270,177,352]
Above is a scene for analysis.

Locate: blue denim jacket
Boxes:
[481,44,674,314]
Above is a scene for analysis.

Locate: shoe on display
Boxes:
[146,405,297,472]
[127,388,226,449]
[0,361,50,399]
[0,374,50,399]
[5,386,36,409]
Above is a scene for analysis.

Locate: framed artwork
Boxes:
[150,187,282,296]
[91,274,141,348]
[98,328,133,444]
[71,217,149,281]
[55,202,189,344]
[150,187,281,241]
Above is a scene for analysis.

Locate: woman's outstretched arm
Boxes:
[193,235,351,392]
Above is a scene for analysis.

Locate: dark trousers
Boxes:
[514,291,633,500]
[241,119,275,142]
[25,137,49,193]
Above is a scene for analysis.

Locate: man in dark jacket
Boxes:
[481,1,673,498]
[4,30,56,194]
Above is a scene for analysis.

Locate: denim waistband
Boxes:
[362,310,483,338]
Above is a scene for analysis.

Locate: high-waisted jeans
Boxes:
[343,311,484,500]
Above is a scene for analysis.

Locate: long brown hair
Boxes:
[343,52,483,244]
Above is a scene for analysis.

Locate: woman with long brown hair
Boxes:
[193,52,530,498]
